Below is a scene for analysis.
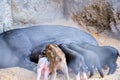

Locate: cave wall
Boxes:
[0,0,120,33]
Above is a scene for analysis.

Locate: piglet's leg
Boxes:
[51,68,57,80]
[44,68,50,80]
[82,72,88,80]
[111,62,117,74]
[62,64,70,80]
[75,72,80,80]
[36,68,42,80]
[37,63,49,80]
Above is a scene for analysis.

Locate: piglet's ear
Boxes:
[46,44,50,49]
[52,44,58,47]
[39,55,42,58]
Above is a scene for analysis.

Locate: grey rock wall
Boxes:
[0,0,12,32]
[71,0,120,33]
[12,0,64,25]
[0,0,120,33]
[0,0,65,32]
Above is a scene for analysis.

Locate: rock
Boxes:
[0,0,12,32]
[0,0,120,33]
[12,0,64,26]
[0,67,36,80]
[72,0,120,33]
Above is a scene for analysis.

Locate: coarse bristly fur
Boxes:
[45,44,69,80]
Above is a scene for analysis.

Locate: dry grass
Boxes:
[72,0,120,33]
